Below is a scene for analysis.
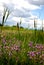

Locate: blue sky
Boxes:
[0,0,44,29]
[31,5,44,20]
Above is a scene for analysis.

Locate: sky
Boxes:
[0,0,44,29]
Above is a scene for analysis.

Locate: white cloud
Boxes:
[0,0,40,12]
[33,0,39,1]
[11,0,40,10]
[0,3,4,12]
[0,0,44,29]
[27,0,44,6]
[0,0,10,4]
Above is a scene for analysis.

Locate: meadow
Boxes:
[0,26,44,65]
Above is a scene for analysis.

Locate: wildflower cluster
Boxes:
[27,42,44,64]
[11,44,20,52]
[0,32,44,65]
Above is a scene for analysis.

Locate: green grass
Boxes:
[1,26,44,43]
[0,26,44,65]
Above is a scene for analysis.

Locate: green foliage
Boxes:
[0,27,44,65]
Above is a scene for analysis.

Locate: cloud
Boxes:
[0,0,11,4]
[12,9,31,18]
[26,0,44,6]
[0,0,40,19]
[11,0,40,10]
[0,0,44,29]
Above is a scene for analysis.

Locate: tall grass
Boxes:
[0,6,44,65]
[0,7,10,33]
[0,29,44,65]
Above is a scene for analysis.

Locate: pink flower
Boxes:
[28,42,33,47]
[14,45,20,51]
[11,44,20,52]
[35,44,44,51]
[2,38,6,44]
[27,51,36,57]
[36,51,41,55]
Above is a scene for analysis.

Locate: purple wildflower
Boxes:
[14,45,20,51]
[2,38,6,44]
[36,51,41,55]
[28,41,33,47]
[35,44,44,51]
[11,44,20,52]
[27,51,36,57]
[27,51,36,60]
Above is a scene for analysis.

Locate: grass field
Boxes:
[0,26,44,65]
